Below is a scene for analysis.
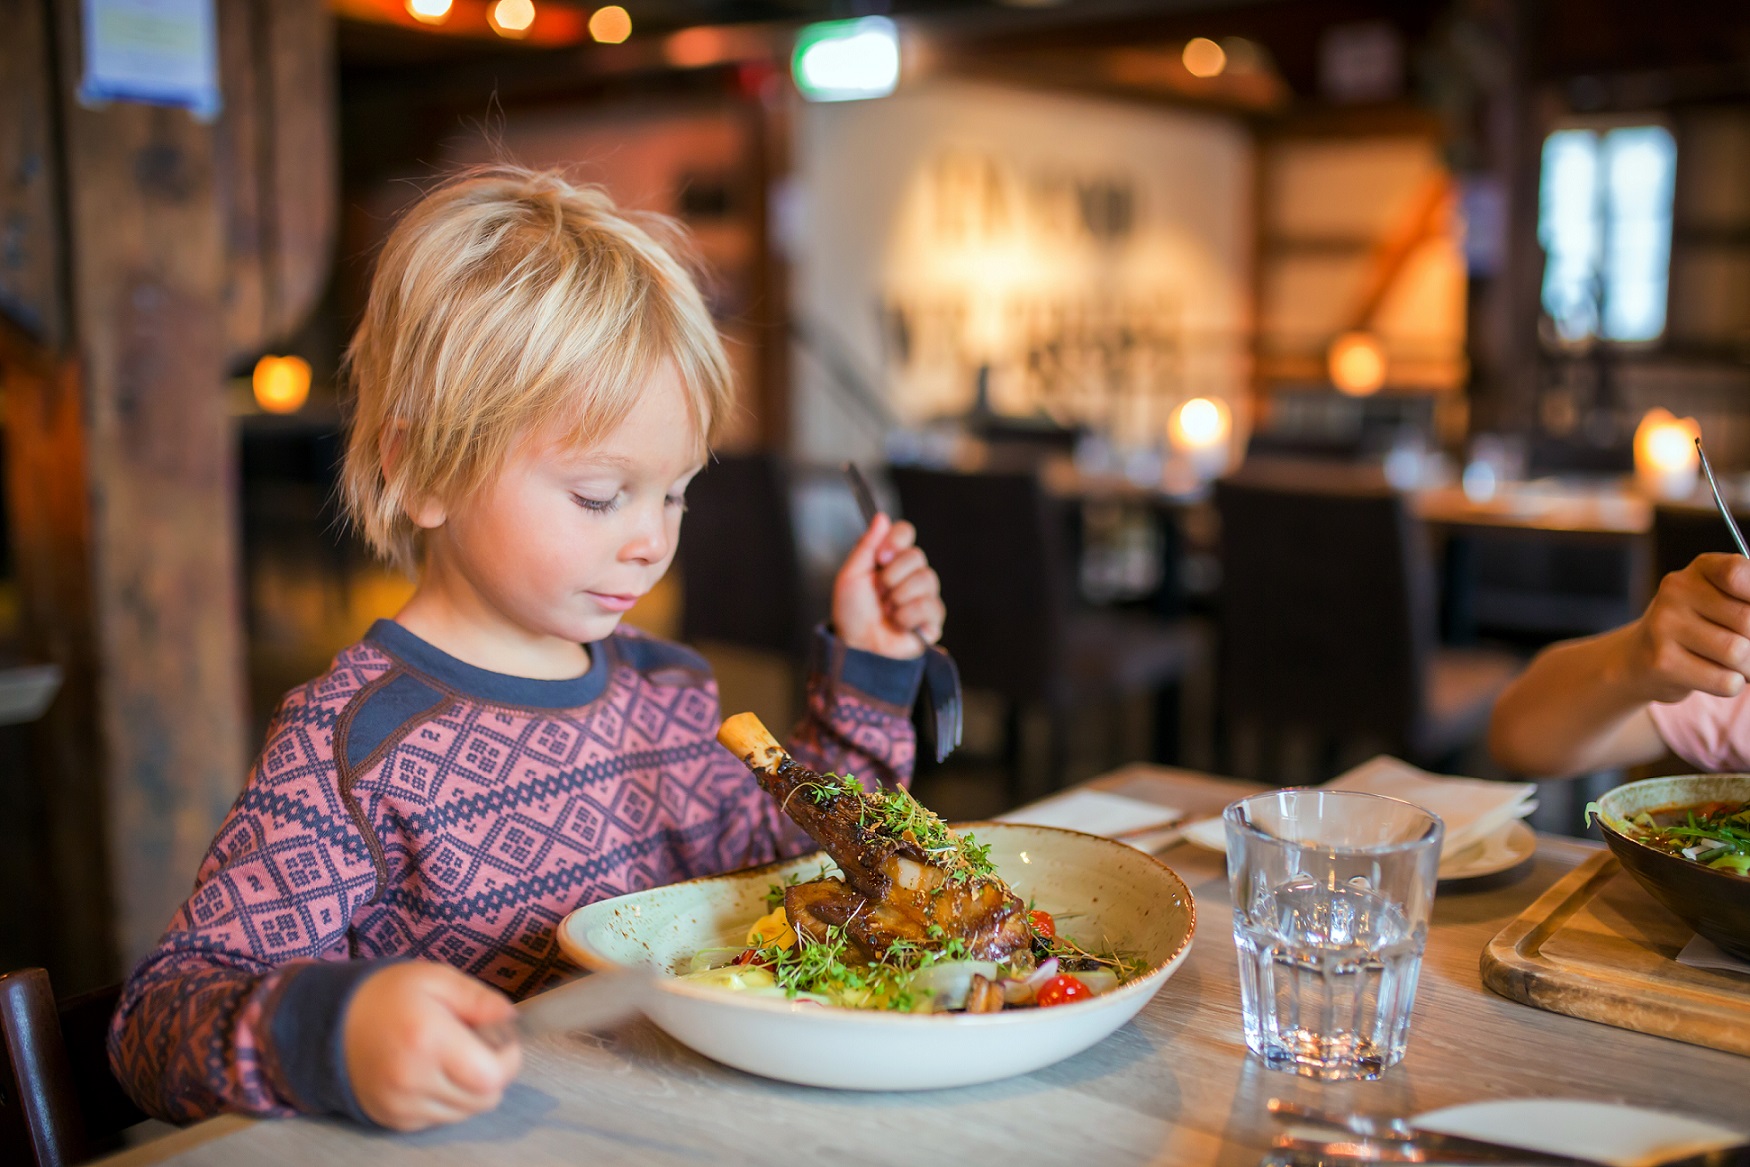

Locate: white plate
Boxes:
[1435,818,1537,881]
[556,823,1196,1091]
[1414,1098,1745,1166]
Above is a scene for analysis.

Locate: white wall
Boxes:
[786,79,1254,463]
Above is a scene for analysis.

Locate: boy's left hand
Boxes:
[833,513,945,660]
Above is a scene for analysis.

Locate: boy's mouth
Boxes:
[587,591,642,613]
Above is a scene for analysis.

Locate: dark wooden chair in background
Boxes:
[1215,476,1519,780]
[1653,502,1748,583]
[678,452,816,659]
[891,467,1201,797]
[1,968,144,1167]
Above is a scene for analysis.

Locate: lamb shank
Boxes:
[718,712,1031,963]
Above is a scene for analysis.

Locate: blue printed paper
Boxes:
[79,0,220,120]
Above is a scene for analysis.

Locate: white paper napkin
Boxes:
[1676,932,1750,977]
[1414,1099,1745,1167]
[1180,755,1537,859]
[997,789,1184,852]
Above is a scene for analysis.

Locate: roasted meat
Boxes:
[718,712,1031,963]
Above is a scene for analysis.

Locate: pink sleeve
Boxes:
[1647,688,1750,771]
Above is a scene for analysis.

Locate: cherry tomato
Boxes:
[1034,974,1091,1007]
[1028,909,1056,939]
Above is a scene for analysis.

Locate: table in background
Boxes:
[1412,481,1650,643]
[102,766,1749,1167]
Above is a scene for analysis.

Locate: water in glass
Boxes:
[1225,789,1442,1081]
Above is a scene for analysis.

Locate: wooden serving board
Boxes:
[1482,851,1750,1057]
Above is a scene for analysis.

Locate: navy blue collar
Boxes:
[365,619,610,710]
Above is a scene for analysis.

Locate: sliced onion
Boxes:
[1022,957,1059,988]
[688,947,747,974]
[1000,978,1036,1006]
[905,960,999,1011]
[1075,968,1120,996]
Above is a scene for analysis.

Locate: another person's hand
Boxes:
[832,513,946,660]
[1626,553,1750,702]
[343,961,521,1131]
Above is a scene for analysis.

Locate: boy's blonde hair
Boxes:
[341,165,734,572]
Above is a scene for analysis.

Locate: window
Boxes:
[1538,124,1676,344]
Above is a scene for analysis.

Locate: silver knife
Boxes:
[475,966,654,1050]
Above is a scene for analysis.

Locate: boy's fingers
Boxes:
[882,568,939,610]
[839,514,892,580]
[426,967,516,1027]
[891,599,944,641]
[875,520,917,566]
[439,1029,517,1101]
[878,547,929,591]
[1698,553,1750,601]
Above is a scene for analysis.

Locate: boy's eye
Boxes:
[572,493,621,514]
[666,494,688,512]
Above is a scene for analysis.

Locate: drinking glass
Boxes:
[1224,789,1443,1081]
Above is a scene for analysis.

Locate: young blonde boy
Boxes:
[109,167,946,1131]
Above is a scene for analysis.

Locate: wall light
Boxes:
[1182,37,1227,78]
[490,0,535,37]
[253,355,311,415]
[793,17,900,103]
[406,0,452,23]
[1328,330,1387,397]
[589,5,631,43]
[1634,408,1700,500]
[1169,396,1233,478]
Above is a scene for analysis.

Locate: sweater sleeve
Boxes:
[705,629,925,873]
[108,688,389,1124]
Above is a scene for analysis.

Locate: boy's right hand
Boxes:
[1628,552,1750,702]
[343,961,521,1131]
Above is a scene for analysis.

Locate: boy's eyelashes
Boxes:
[569,491,689,514]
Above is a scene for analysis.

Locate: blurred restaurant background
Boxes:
[3,0,1749,991]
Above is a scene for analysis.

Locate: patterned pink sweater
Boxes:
[109,619,921,1124]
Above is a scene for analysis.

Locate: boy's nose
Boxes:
[620,504,672,564]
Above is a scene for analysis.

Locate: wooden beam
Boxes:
[50,0,251,969]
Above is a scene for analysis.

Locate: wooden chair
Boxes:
[678,451,816,659]
[890,467,1202,796]
[1653,502,1749,584]
[1,968,145,1167]
[1215,475,1519,779]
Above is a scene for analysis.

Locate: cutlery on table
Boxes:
[1695,437,1750,558]
[1267,1099,1750,1167]
[844,462,964,763]
[475,965,654,1051]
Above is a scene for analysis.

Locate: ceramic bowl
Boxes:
[1591,773,1750,960]
[556,822,1196,1091]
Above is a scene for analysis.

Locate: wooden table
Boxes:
[102,766,1749,1167]
[1411,482,1650,537]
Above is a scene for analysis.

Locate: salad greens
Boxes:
[1588,798,1750,876]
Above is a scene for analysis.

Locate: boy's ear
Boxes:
[381,420,447,530]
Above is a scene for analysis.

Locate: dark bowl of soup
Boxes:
[1592,773,1750,961]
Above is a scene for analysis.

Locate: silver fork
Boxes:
[1695,437,1750,557]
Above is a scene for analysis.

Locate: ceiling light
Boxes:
[490,0,536,37]
[1182,37,1227,79]
[1329,331,1388,396]
[793,17,900,103]
[589,5,632,43]
[406,0,452,23]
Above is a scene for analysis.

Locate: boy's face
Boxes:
[421,363,706,647]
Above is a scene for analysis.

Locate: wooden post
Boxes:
[49,0,250,972]
[0,1,335,986]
